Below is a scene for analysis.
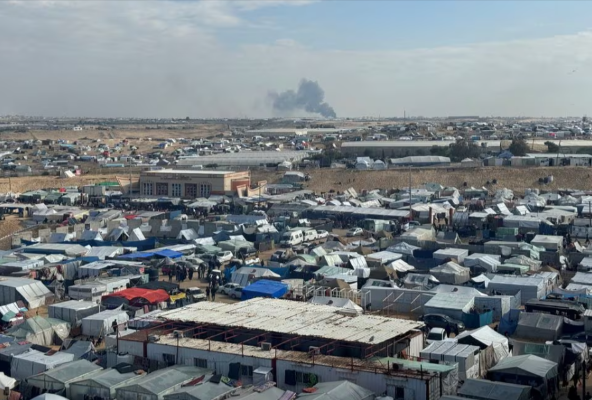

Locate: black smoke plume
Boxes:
[269,79,337,118]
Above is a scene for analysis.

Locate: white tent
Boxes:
[0,372,16,391]
[48,300,101,326]
[386,242,419,255]
[463,253,501,273]
[430,262,470,285]
[456,325,510,364]
[0,277,54,309]
[308,296,363,316]
[82,308,129,337]
[11,350,75,380]
[6,316,70,346]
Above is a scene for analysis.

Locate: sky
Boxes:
[2,0,592,118]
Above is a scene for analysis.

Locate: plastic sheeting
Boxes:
[298,381,375,400]
[81,307,129,337]
[6,316,70,346]
[0,277,53,309]
[48,300,100,326]
[11,350,74,380]
[488,354,558,380]
[515,313,563,341]
[241,280,288,300]
[430,262,470,285]
[456,326,510,364]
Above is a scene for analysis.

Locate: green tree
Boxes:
[448,140,481,162]
[508,138,529,156]
[544,141,560,153]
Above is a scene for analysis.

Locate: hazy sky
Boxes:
[2,0,592,118]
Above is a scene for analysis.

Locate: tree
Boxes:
[430,146,450,157]
[508,138,529,156]
[448,140,481,162]
[545,141,560,153]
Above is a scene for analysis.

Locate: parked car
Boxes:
[221,283,241,296]
[426,328,448,344]
[216,251,233,263]
[420,314,465,334]
[228,286,243,300]
[346,227,363,237]
[186,287,207,302]
[317,230,329,239]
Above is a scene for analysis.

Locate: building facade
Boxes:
[139,169,250,198]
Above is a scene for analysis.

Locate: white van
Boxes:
[303,229,318,242]
[280,230,303,247]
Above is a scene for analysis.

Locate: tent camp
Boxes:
[6,316,70,346]
[463,254,501,274]
[0,277,54,309]
[515,313,563,341]
[386,242,420,256]
[48,300,100,327]
[488,275,546,304]
[430,262,470,285]
[231,267,280,287]
[433,248,469,264]
[26,360,103,398]
[81,308,129,337]
[241,280,289,301]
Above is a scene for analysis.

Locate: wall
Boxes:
[275,358,440,400]
[146,342,273,386]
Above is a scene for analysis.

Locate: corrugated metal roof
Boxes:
[158,298,422,344]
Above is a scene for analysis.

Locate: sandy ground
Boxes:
[0,174,120,193]
[253,166,592,195]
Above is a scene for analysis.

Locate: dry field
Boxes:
[253,166,592,195]
[0,174,119,193]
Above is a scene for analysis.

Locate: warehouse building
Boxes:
[390,156,451,167]
[175,151,311,169]
[139,169,250,198]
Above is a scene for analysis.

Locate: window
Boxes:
[185,183,197,198]
[194,358,208,368]
[142,183,153,196]
[172,183,182,197]
[395,387,405,399]
[200,183,211,197]
[241,365,253,377]
[163,353,175,366]
[156,182,168,196]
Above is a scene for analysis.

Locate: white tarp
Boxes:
[431,262,470,285]
[0,277,53,309]
[82,307,129,337]
[456,325,510,364]
[6,316,70,346]
[11,350,74,381]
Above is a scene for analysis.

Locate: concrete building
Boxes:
[139,169,250,198]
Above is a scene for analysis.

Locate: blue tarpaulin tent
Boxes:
[241,279,288,301]
[117,249,183,260]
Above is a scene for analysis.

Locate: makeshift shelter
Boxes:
[231,267,280,287]
[487,355,558,400]
[6,316,70,346]
[0,277,54,309]
[308,296,363,316]
[433,248,469,264]
[515,312,563,341]
[298,381,375,400]
[531,235,563,252]
[26,360,103,398]
[11,350,75,380]
[403,273,438,290]
[102,288,169,308]
[32,394,69,400]
[48,300,100,327]
[457,379,531,400]
[241,280,288,300]
[69,364,146,400]
[456,326,510,364]
[430,262,470,285]
[420,342,481,380]
[463,254,501,274]
[162,381,236,400]
[82,308,129,337]
[488,275,546,304]
[115,366,212,400]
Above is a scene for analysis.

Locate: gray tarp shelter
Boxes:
[82,308,129,337]
[162,381,233,400]
[297,381,375,400]
[515,313,563,341]
[458,379,531,400]
[115,366,212,400]
[26,359,103,398]
[69,364,146,400]
[430,262,470,284]
[0,277,54,309]
[487,355,558,399]
[48,300,101,326]
[11,350,75,380]
[6,316,70,346]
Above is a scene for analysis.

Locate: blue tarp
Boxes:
[241,279,288,301]
[21,238,157,251]
[117,249,183,260]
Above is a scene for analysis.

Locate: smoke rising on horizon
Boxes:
[269,79,337,118]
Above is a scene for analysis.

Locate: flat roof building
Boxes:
[139,169,250,198]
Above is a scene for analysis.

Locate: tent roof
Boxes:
[28,359,102,384]
[458,379,530,400]
[298,381,374,400]
[241,280,288,300]
[489,354,558,379]
[32,395,69,400]
[103,288,169,304]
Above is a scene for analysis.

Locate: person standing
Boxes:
[211,285,217,301]
[188,267,194,281]
[206,286,211,301]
